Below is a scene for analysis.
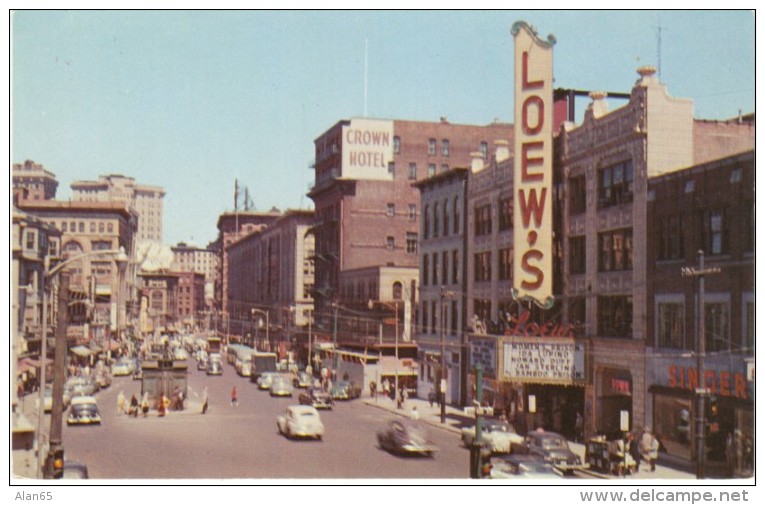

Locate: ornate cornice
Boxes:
[510,21,556,48]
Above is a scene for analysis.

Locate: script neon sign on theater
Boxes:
[512,22,555,307]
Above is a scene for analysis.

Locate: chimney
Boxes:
[588,91,609,118]
[471,151,485,173]
[494,140,510,163]
[440,116,449,124]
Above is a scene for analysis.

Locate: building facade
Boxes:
[12,160,59,202]
[645,150,754,477]
[176,271,207,332]
[171,242,217,307]
[71,174,165,244]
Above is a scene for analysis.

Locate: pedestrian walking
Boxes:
[382,378,390,399]
[230,386,238,407]
[410,405,419,421]
[428,387,436,408]
[639,427,653,466]
[117,391,126,415]
[201,387,209,414]
[369,380,377,398]
[575,411,584,443]
[647,434,660,472]
[157,394,167,417]
[141,393,150,417]
[129,394,139,417]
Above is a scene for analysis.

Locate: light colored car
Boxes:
[488,454,563,479]
[293,371,312,388]
[38,385,71,413]
[65,376,97,397]
[277,405,324,440]
[461,419,524,454]
[67,396,101,425]
[257,371,280,390]
[111,359,133,377]
[270,375,294,397]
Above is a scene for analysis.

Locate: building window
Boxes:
[568,297,586,330]
[441,139,450,156]
[433,203,440,238]
[62,222,67,232]
[451,300,458,332]
[474,299,491,325]
[423,204,430,239]
[393,136,401,154]
[92,240,111,251]
[699,208,729,255]
[388,162,396,176]
[406,232,418,254]
[658,215,684,260]
[408,204,417,221]
[744,297,754,351]
[479,141,488,159]
[598,228,633,271]
[498,197,513,231]
[393,281,403,300]
[657,302,685,349]
[98,222,105,233]
[453,197,460,234]
[89,222,96,233]
[474,204,492,236]
[423,255,429,286]
[25,230,36,250]
[705,302,730,352]
[421,302,429,333]
[79,222,85,232]
[408,163,417,180]
[498,248,512,280]
[452,250,459,284]
[386,236,395,250]
[744,200,754,253]
[569,175,587,215]
[441,164,449,173]
[428,138,437,155]
[387,203,395,218]
[569,236,586,274]
[442,200,449,236]
[597,296,633,337]
[432,253,439,285]
[107,223,114,234]
[474,251,492,282]
[431,300,438,333]
[598,160,634,208]
[442,251,448,286]
[428,163,436,178]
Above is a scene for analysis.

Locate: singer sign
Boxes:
[512,22,555,307]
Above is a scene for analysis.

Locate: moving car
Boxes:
[487,454,563,479]
[63,461,90,479]
[257,371,280,390]
[67,396,102,426]
[460,418,524,454]
[515,430,584,475]
[377,419,437,457]
[65,376,97,397]
[276,405,324,440]
[330,380,362,400]
[293,371,313,388]
[39,385,71,413]
[206,360,223,376]
[111,358,134,377]
[269,375,294,397]
[298,388,334,410]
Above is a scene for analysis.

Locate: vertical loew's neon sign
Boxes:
[512,21,556,308]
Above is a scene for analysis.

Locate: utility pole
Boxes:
[439,287,456,424]
[681,250,720,480]
[47,273,69,478]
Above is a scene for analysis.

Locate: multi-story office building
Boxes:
[645,150,754,477]
[16,199,138,347]
[175,271,207,332]
[12,160,59,202]
[308,117,514,342]
[226,210,315,353]
[212,209,281,315]
[171,242,217,306]
[71,174,165,244]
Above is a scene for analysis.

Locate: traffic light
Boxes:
[479,448,492,478]
[50,448,64,479]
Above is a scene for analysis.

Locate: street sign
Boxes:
[620,410,630,432]
[440,379,447,394]
[528,394,536,413]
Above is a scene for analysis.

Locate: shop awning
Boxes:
[70,346,93,357]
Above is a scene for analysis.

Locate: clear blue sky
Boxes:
[11,10,755,247]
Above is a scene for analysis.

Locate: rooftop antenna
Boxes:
[652,15,663,79]
[364,38,368,117]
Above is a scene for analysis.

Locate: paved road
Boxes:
[61,362,471,480]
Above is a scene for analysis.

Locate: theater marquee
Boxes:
[511,21,555,307]
[500,336,586,385]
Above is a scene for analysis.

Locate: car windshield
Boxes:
[541,437,566,449]
[487,422,512,433]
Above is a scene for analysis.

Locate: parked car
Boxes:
[66,396,102,426]
[197,356,209,370]
[460,418,524,454]
[206,360,223,376]
[330,380,362,400]
[377,419,437,457]
[62,460,90,479]
[298,388,334,410]
[65,377,97,397]
[111,359,133,377]
[515,430,584,475]
[39,385,71,413]
[276,405,324,440]
[257,371,280,390]
[487,453,563,479]
[94,368,112,389]
[293,371,313,388]
[269,375,294,397]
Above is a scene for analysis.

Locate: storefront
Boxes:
[647,353,754,478]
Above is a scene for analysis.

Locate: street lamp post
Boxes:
[681,250,720,480]
[439,287,456,424]
[37,246,128,479]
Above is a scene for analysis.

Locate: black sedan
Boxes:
[298,388,334,409]
[376,419,437,457]
[517,430,584,475]
[330,380,362,400]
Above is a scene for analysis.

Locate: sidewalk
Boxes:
[362,395,696,481]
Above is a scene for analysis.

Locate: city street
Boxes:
[60,362,471,480]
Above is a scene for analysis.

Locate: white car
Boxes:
[461,419,524,454]
[111,359,133,377]
[257,372,279,390]
[276,405,324,440]
[38,385,71,413]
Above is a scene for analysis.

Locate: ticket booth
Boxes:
[141,359,188,409]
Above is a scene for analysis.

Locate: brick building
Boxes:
[12,160,59,202]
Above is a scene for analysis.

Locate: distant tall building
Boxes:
[71,174,165,243]
[12,160,59,202]
[171,242,217,306]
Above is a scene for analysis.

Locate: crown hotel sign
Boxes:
[512,22,555,308]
